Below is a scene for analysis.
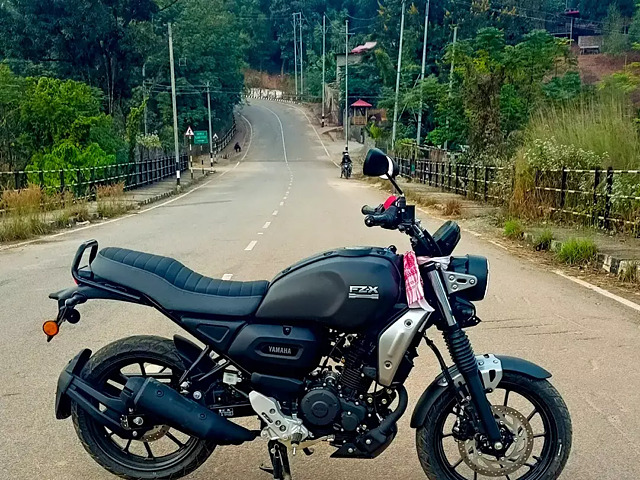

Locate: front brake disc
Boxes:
[458,405,534,477]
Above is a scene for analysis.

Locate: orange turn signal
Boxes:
[43,320,59,337]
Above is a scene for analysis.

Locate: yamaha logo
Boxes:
[349,285,380,300]
[263,345,297,356]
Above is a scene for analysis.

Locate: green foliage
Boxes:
[543,72,583,102]
[556,238,598,265]
[524,91,640,169]
[603,5,629,56]
[533,229,554,251]
[503,219,524,239]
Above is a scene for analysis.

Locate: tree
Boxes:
[603,5,629,57]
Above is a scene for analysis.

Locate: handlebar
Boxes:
[361,204,382,215]
[365,206,399,229]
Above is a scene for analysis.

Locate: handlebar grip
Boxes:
[364,206,398,229]
[361,205,380,215]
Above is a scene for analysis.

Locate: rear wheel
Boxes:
[72,335,216,479]
[416,372,571,480]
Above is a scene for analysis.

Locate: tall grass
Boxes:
[96,183,131,218]
[526,91,640,169]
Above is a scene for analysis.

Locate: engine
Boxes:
[299,339,396,439]
[299,370,369,436]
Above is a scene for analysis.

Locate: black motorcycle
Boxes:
[341,153,352,179]
[47,148,571,480]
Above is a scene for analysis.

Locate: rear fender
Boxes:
[410,355,551,428]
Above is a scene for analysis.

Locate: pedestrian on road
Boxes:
[234,142,241,153]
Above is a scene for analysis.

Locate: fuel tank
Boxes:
[256,247,403,332]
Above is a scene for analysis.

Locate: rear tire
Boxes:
[72,335,216,480]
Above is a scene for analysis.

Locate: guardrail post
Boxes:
[604,166,613,230]
[90,167,96,199]
[592,167,600,227]
[455,164,459,194]
[484,166,488,201]
[59,170,65,194]
[14,170,21,190]
[473,165,478,199]
[76,169,82,197]
[447,162,452,191]
[39,170,45,190]
[560,166,567,211]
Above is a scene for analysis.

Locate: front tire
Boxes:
[416,372,571,480]
[72,336,216,479]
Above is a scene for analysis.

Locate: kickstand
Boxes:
[260,440,292,480]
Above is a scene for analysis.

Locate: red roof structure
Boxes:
[351,99,372,108]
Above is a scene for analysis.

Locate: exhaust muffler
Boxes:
[122,377,257,445]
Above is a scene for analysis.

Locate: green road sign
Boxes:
[193,130,209,145]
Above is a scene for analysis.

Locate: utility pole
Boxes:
[345,19,349,150]
[168,22,181,187]
[391,0,406,151]
[293,14,298,97]
[207,82,214,169]
[322,14,326,127]
[445,25,458,151]
[142,63,148,136]
[299,12,304,96]
[416,0,430,146]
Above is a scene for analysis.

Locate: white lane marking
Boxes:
[553,270,640,313]
[286,103,338,167]
[279,201,284,206]
[488,240,509,251]
[258,232,264,235]
[1,115,255,253]
[263,221,271,229]
[272,210,278,216]
[245,240,258,251]
[257,104,288,165]
[221,274,234,281]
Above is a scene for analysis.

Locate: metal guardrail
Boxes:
[1,118,239,206]
[1,155,188,199]
[396,157,640,232]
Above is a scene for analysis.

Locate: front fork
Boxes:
[426,267,503,447]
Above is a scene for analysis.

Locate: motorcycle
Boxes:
[46,148,571,480]
[341,154,352,179]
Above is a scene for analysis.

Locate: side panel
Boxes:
[410,355,552,428]
[226,324,325,378]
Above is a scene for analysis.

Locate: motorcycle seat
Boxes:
[91,247,268,317]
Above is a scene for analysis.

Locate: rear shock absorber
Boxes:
[443,325,503,446]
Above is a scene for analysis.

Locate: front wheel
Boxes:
[416,371,571,480]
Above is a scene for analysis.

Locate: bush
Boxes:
[96,183,130,218]
[533,229,554,251]
[504,219,524,239]
[618,262,639,283]
[442,199,462,217]
[556,238,598,265]
[0,185,48,241]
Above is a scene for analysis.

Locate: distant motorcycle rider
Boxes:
[340,148,352,179]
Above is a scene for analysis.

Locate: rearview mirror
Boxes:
[363,148,398,178]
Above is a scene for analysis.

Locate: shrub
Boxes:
[618,262,639,283]
[556,238,598,265]
[96,183,130,218]
[0,186,50,241]
[504,219,524,239]
[442,199,462,217]
[533,229,554,251]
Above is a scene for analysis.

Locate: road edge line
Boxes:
[553,270,640,313]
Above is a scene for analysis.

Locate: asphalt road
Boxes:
[1,99,639,480]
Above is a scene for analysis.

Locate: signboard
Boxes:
[185,126,194,137]
[194,130,209,145]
